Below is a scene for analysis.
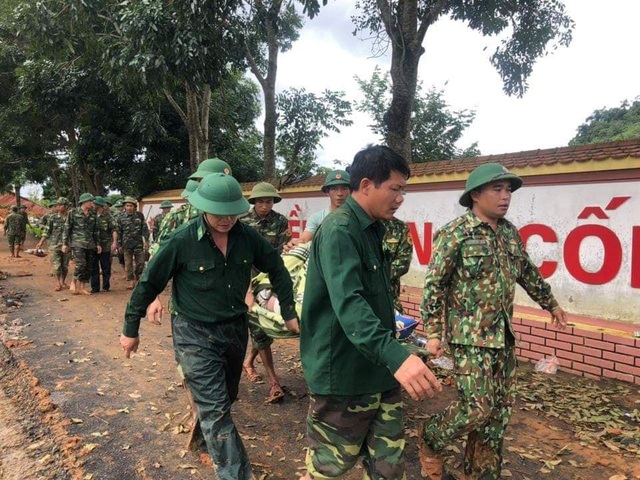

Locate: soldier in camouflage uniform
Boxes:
[418,163,567,480]
[62,193,102,295]
[113,196,149,290]
[3,206,22,257]
[17,205,30,253]
[37,197,71,290]
[240,182,292,403]
[91,196,116,292]
[382,216,413,313]
[300,146,441,480]
[150,200,173,242]
[112,199,126,271]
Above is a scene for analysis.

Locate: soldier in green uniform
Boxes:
[300,146,441,480]
[39,201,57,231]
[151,200,173,242]
[418,163,567,480]
[240,182,292,402]
[37,197,71,290]
[17,204,30,253]
[4,206,22,257]
[62,193,102,295]
[91,196,116,292]
[113,196,149,290]
[382,216,413,313]
[120,173,298,480]
[112,199,126,271]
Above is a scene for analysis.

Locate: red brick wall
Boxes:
[400,286,640,385]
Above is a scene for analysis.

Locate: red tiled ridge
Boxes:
[399,285,640,386]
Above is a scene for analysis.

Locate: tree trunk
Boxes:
[13,184,21,208]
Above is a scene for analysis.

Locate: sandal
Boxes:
[243,365,262,383]
[264,384,285,404]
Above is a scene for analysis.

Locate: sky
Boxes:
[275,0,640,166]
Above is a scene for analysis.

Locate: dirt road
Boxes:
[1,236,639,479]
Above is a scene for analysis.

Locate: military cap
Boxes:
[248,182,281,204]
[49,199,58,207]
[93,196,107,207]
[123,196,138,205]
[322,170,350,193]
[459,163,523,208]
[104,197,113,206]
[160,200,174,209]
[181,179,198,199]
[114,199,124,208]
[78,192,94,205]
[57,196,70,206]
[188,173,250,216]
[189,157,233,180]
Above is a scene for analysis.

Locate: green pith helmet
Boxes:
[181,179,198,199]
[93,196,107,207]
[49,199,58,207]
[160,200,173,209]
[114,199,124,208]
[188,157,233,180]
[78,192,94,205]
[57,196,70,206]
[123,196,137,205]
[459,163,523,208]
[248,182,281,204]
[188,173,250,216]
[104,197,113,206]
[322,169,350,192]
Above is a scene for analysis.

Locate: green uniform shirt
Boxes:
[17,211,29,236]
[42,212,68,249]
[117,211,149,250]
[62,208,100,249]
[152,212,166,242]
[96,211,115,251]
[3,213,22,235]
[382,217,413,313]
[239,208,291,253]
[421,210,559,348]
[301,196,410,396]
[123,215,296,338]
[150,203,199,256]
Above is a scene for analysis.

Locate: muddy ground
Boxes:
[0,235,639,480]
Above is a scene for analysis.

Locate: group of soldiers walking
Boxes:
[3,204,30,258]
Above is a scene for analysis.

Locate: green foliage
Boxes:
[355,67,478,161]
[26,223,43,239]
[569,99,640,146]
[276,88,353,183]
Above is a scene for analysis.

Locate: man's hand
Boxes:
[36,241,44,250]
[394,355,442,401]
[96,245,102,254]
[282,239,300,253]
[426,338,444,358]
[551,306,567,330]
[120,334,139,358]
[284,317,300,334]
[147,297,164,325]
[111,241,118,253]
[61,245,68,253]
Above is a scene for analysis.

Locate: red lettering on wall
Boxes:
[519,224,559,278]
[564,225,622,285]
[632,226,640,288]
[408,222,433,265]
[288,219,306,239]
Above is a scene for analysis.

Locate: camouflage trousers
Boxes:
[421,345,517,480]
[306,387,406,479]
[6,233,18,251]
[49,248,70,277]
[72,247,95,282]
[173,314,252,480]
[123,248,145,281]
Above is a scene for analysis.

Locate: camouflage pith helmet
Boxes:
[93,196,107,207]
[123,196,137,206]
[188,173,250,216]
[160,200,173,209]
[188,157,233,180]
[322,169,350,192]
[57,196,70,206]
[248,182,281,204]
[181,179,198,199]
[78,192,94,205]
[459,163,523,208]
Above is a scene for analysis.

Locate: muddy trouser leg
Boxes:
[90,250,102,291]
[421,345,517,480]
[99,251,111,290]
[50,248,63,276]
[7,234,16,254]
[173,314,252,480]
[133,248,145,281]
[72,247,88,281]
[123,249,134,281]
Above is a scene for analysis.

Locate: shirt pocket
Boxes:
[461,244,492,279]
[186,260,216,290]
[232,256,253,289]
[506,241,525,279]
[362,256,384,295]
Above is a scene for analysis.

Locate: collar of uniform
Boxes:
[195,214,242,242]
[465,209,508,231]
[345,196,376,231]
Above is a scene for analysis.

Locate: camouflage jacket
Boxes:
[421,210,558,348]
[96,211,115,250]
[150,203,199,256]
[240,208,291,253]
[17,212,29,235]
[42,212,68,249]
[3,213,22,235]
[382,217,413,313]
[117,211,149,250]
[151,212,166,242]
[63,208,100,249]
